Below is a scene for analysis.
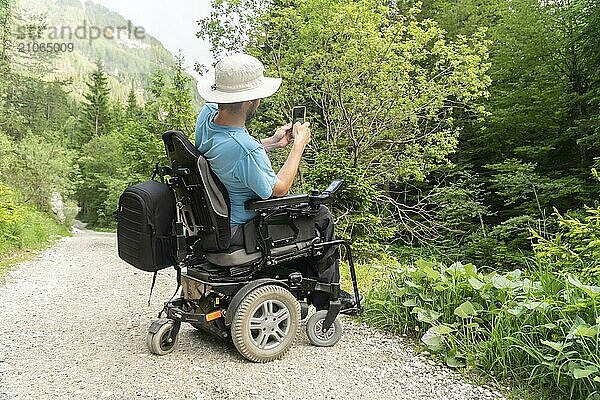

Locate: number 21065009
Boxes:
[18,42,74,53]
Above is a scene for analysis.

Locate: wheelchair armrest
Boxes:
[245,194,309,211]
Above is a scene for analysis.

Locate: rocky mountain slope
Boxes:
[17,0,201,105]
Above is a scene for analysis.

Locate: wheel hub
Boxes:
[249,299,291,350]
[315,319,336,340]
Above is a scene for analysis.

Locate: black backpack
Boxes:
[117,179,176,272]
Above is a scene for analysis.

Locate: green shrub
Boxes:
[2,133,77,212]
[302,145,397,259]
[533,206,600,281]
[366,259,600,399]
[75,131,129,227]
[0,184,25,248]
[0,183,69,262]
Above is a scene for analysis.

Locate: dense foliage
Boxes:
[76,55,194,227]
[366,259,599,399]
[198,0,600,268]
[200,0,491,250]
[0,183,69,259]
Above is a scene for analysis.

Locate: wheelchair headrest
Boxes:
[163,130,201,163]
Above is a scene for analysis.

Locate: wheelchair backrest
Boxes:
[162,130,231,251]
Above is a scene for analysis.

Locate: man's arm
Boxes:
[261,123,292,152]
[261,137,278,152]
[272,122,310,197]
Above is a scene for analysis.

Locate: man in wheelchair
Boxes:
[194,53,357,312]
[117,53,362,363]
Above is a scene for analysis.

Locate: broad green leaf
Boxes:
[465,322,480,329]
[421,329,444,352]
[568,275,600,298]
[492,274,518,290]
[431,324,455,335]
[405,280,420,289]
[418,292,434,302]
[416,308,442,325]
[506,269,522,280]
[574,325,598,338]
[402,298,418,307]
[463,263,477,277]
[454,301,477,318]
[567,318,599,338]
[522,278,543,294]
[422,265,441,281]
[541,340,571,352]
[594,376,600,383]
[573,366,598,379]
[468,276,485,290]
[446,352,467,368]
[507,306,525,316]
[416,259,435,270]
[433,283,448,292]
[446,262,465,278]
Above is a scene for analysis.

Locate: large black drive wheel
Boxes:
[231,285,300,363]
[146,319,179,356]
[306,310,343,347]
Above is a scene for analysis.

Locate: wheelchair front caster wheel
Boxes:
[146,319,179,356]
[306,310,343,347]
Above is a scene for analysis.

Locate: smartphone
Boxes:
[292,106,306,125]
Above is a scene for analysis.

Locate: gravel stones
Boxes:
[0,230,504,400]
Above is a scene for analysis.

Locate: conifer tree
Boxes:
[125,86,140,119]
[0,0,13,62]
[164,52,195,134]
[81,60,111,140]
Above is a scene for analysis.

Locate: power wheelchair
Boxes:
[117,130,362,363]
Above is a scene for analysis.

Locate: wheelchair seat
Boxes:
[204,246,262,266]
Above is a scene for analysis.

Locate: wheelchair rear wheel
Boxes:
[231,285,300,363]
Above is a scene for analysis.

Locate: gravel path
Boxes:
[0,230,504,400]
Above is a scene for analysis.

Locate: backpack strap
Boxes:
[147,271,158,307]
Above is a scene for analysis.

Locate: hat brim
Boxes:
[197,76,282,104]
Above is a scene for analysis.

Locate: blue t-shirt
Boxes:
[194,103,277,225]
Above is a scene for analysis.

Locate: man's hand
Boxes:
[292,121,311,148]
[262,123,292,151]
[272,121,311,197]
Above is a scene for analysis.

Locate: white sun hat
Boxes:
[197,53,282,104]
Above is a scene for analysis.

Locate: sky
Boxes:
[89,0,213,80]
